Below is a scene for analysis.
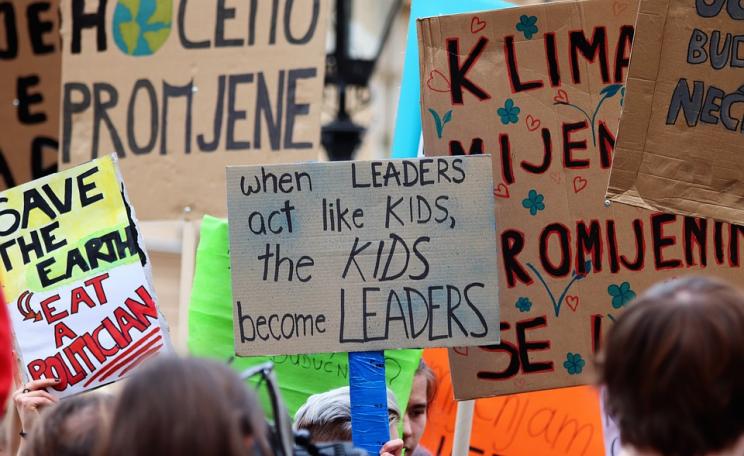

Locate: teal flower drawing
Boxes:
[522,189,545,216]
[516,15,538,39]
[608,282,636,309]
[497,99,520,125]
[563,353,586,375]
[515,297,532,313]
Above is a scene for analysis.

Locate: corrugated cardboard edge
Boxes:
[604,0,671,210]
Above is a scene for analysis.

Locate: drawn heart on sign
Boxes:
[493,183,510,198]
[553,89,569,104]
[566,295,580,311]
[525,114,541,131]
[573,176,588,193]
[514,378,526,387]
[471,16,486,34]
[612,1,628,16]
[550,172,562,184]
[426,70,451,93]
[453,347,469,356]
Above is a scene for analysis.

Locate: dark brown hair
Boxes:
[23,393,113,456]
[101,356,270,456]
[598,276,744,456]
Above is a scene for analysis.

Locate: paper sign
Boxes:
[59,0,329,220]
[418,0,744,398]
[420,348,606,456]
[188,215,422,417]
[0,155,169,397]
[391,0,511,159]
[226,157,500,356]
[607,0,744,225]
[0,0,59,189]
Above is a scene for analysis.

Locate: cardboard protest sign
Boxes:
[188,215,422,417]
[420,348,606,456]
[0,155,169,397]
[418,0,744,398]
[226,157,500,356]
[606,0,744,224]
[59,0,329,220]
[0,0,60,190]
[391,0,511,159]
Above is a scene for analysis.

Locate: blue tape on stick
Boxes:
[349,350,390,455]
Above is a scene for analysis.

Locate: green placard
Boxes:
[188,215,422,418]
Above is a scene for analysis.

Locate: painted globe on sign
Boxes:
[112,0,172,56]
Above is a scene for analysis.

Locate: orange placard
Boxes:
[420,349,605,456]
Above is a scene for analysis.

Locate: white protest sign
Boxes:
[0,155,170,397]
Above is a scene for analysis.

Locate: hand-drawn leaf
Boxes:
[600,84,623,98]
[443,110,453,124]
[428,108,444,138]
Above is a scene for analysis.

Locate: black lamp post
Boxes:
[322,0,401,161]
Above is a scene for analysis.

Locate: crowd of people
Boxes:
[0,276,741,456]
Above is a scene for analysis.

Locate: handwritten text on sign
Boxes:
[226,157,500,355]
[607,0,744,224]
[0,156,167,397]
[418,0,744,399]
[60,0,328,219]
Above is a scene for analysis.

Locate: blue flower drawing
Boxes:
[516,15,538,39]
[515,297,532,313]
[522,189,545,216]
[563,353,586,375]
[497,98,520,125]
[608,282,636,309]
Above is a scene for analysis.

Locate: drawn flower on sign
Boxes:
[522,189,545,216]
[515,15,538,39]
[554,83,624,146]
[608,281,636,309]
[515,297,532,313]
[428,108,453,139]
[497,99,520,125]
[563,353,586,375]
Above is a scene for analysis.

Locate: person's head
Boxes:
[102,356,270,456]
[598,276,744,456]
[23,393,113,456]
[294,386,400,443]
[403,360,437,454]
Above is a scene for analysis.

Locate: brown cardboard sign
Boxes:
[226,157,500,356]
[418,0,744,399]
[59,0,328,220]
[606,0,744,225]
[0,0,60,190]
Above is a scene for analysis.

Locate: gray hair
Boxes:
[293,386,400,443]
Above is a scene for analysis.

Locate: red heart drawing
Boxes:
[550,172,562,184]
[573,176,588,193]
[453,347,469,356]
[612,1,628,16]
[553,89,569,104]
[514,378,526,387]
[525,114,541,132]
[493,183,510,198]
[426,69,450,93]
[566,295,580,312]
[471,16,486,34]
